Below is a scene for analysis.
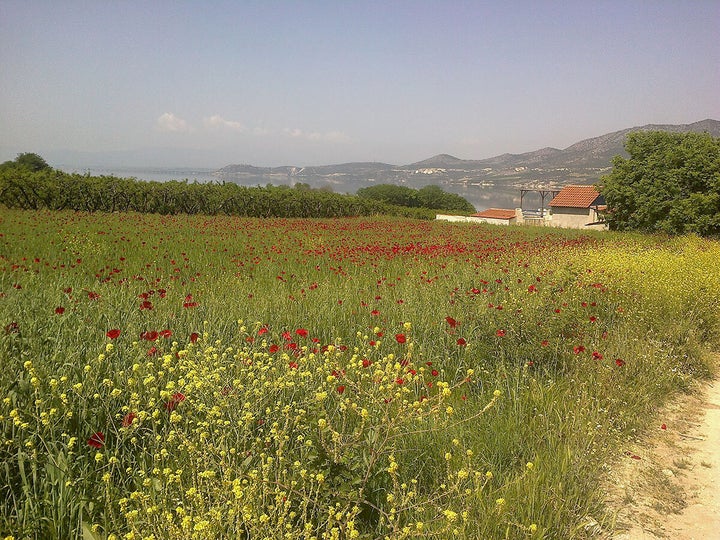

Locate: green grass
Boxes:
[1,209,718,539]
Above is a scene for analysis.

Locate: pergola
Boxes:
[519,185,562,217]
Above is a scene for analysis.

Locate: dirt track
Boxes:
[608,372,720,539]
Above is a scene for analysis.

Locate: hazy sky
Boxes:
[1,1,718,168]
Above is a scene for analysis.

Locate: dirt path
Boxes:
[607,374,720,539]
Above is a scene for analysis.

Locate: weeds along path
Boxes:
[608,358,720,539]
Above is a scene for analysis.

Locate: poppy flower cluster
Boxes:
[165,392,186,411]
[87,431,105,449]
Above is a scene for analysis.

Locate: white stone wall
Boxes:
[435,214,515,226]
[549,207,607,230]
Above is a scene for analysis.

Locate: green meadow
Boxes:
[1,209,719,539]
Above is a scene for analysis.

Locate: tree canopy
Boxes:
[600,131,720,237]
[356,184,475,213]
[0,160,437,219]
[0,152,51,172]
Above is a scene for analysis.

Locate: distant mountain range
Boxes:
[214,119,719,211]
[409,118,720,170]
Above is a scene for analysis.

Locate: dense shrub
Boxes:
[0,166,475,219]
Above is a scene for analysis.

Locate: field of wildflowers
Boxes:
[1,209,719,539]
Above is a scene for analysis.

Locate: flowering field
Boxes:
[1,209,719,539]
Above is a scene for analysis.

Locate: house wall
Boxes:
[435,214,469,223]
[435,214,515,226]
[549,207,606,230]
[482,217,516,226]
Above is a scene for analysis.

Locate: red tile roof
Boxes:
[473,208,517,220]
[549,185,601,208]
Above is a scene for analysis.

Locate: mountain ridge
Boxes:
[217,119,719,174]
[403,119,720,170]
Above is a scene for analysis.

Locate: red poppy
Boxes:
[269,344,279,353]
[495,329,506,337]
[362,359,372,368]
[87,291,100,300]
[189,332,199,343]
[106,329,121,339]
[395,378,404,385]
[615,358,626,367]
[295,328,308,338]
[445,316,458,328]
[139,300,153,310]
[258,326,269,335]
[573,345,586,355]
[87,431,105,448]
[336,385,346,394]
[592,351,603,360]
[431,369,439,377]
[395,334,406,344]
[456,337,467,346]
[541,340,549,347]
[159,329,172,338]
[140,331,159,341]
[55,306,65,315]
[288,361,299,369]
[371,310,380,316]
[661,423,667,430]
[122,412,137,427]
[165,392,186,411]
[5,322,19,334]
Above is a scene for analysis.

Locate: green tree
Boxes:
[417,185,475,213]
[356,184,419,207]
[356,183,475,213]
[600,131,720,236]
[0,152,51,172]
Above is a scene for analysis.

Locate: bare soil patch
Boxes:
[604,370,720,539]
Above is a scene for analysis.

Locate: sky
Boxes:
[1,0,718,168]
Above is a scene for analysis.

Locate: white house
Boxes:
[548,185,607,230]
[436,208,520,225]
[470,208,519,225]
